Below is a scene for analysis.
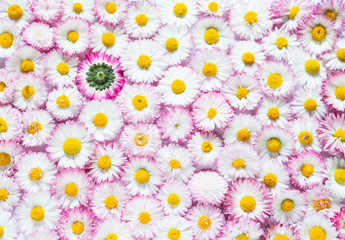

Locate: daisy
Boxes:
[154,24,193,66]
[197,0,229,17]
[256,97,291,128]
[255,126,294,163]
[331,208,345,239]
[300,213,337,240]
[158,66,200,106]
[30,0,63,24]
[186,204,224,240]
[117,84,161,124]
[62,0,95,23]
[323,72,345,111]
[225,178,272,223]
[123,196,163,239]
[47,121,93,169]
[187,131,222,167]
[89,142,125,183]
[16,192,60,234]
[124,1,160,39]
[157,181,192,216]
[91,182,130,219]
[157,215,193,240]
[121,39,167,84]
[0,69,15,105]
[323,39,345,71]
[265,224,298,240]
[221,73,263,111]
[325,157,345,198]
[76,52,125,100]
[221,218,263,240]
[22,22,55,52]
[0,19,19,58]
[0,0,32,30]
[54,169,91,209]
[230,41,266,75]
[314,0,345,30]
[95,0,127,26]
[90,23,128,57]
[155,144,195,183]
[44,49,79,88]
[218,142,260,181]
[0,106,23,141]
[55,17,90,55]
[0,176,20,211]
[119,123,161,158]
[0,211,17,240]
[157,107,194,143]
[0,140,22,176]
[122,157,162,196]
[94,219,132,240]
[46,87,84,122]
[223,114,262,146]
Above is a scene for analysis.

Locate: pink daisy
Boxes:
[0,140,22,176]
[30,0,63,24]
[221,218,263,240]
[331,208,345,239]
[0,106,23,141]
[314,0,345,30]
[22,22,55,52]
[322,71,345,112]
[0,69,15,105]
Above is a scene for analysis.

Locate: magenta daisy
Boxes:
[331,208,345,239]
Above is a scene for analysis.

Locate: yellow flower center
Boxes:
[313,198,331,212]
[333,129,345,142]
[232,159,245,169]
[0,226,3,238]
[105,2,117,14]
[168,228,181,240]
[309,226,326,240]
[171,79,186,94]
[73,3,83,13]
[104,195,118,209]
[208,2,219,12]
[72,221,84,235]
[281,199,294,212]
[67,31,79,43]
[324,10,337,21]
[56,95,70,108]
[311,25,326,41]
[0,188,9,201]
[65,183,78,197]
[244,11,258,25]
[242,52,255,65]
[22,85,35,99]
[0,118,8,133]
[93,113,108,128]
[304,98,317,111]
[20,60,34,73]
[236,87,249,99]
[98,155,112,170]
[202,63,218,77]
[56,62,69,75]
[165,38,179,52]
[288,6,299,19]
[235,233,250,240]
[134,133,148,146]
[237,128,251,142]
[207,107,217,119]
[63,137,82,155]
[305,59,320,74]
[240,195,256,212]
[173,3,188,17]
[29,168,43,181]
[336,48,345,62]
[275,37,288,49]
[273,234,289,240]
[298,131,313,145]
[301,164,314,177]
[204,28,219,45]
[30,206,45,222]
[138,211,151,224]
[268,107,280,120]
[201,141,213,153]
[106,233,118,240]
[135,13,148,26]
[169,159,181,169]
[135,169,150,184]
[267,138,282,152]
[137,54,151,69]
[27,122,42,134]
[198,215,212,230]
[102,32,115,47]
[0,152,10,166]
[0,81,5,92]
[264,173,277,186]
[334,168,345,184]
[267,73,283,89]
[0,33,13,48]
[132,95,148,111]
[335,86,345,100]
[167,193,180,206]
[7,4,23,20]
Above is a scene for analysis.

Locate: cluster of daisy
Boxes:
[1,0,345,239]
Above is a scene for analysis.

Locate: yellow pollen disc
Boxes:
[56,62,69,75]
[298,131,313,145]
[309,226,326,240]
[0,227,3,238]
[102,32,115,47]
[236,87,249,99]
[313,198,331,212]
[311,25,326,41]
[301,164,314,178]
[138,211,151,224]
[208,2,219,12]
[0,81,5,92]
[73,3,83,13]
[305,59,320,74]
[105,2,117,14]
[268,107,280,120]
[72,221,84,235]
[104,195,118,209]
[93,113,108,128]
[198,215,212,230]
[165,38,179,52]
[167,193,180,206]
[168,228,181,240]
[201,141,213,153]
[22,85,35,99]
[173,3,188,17]
[63,137,82,155]
[267,138,282,153]
[0,152,10,166]
[336,48,345,62]
[0,33,13,48]
[244,11,258,25]
[273,234,289,240]
[232,159,245,169]
[324,10,337,21]
[0,188,9,201]
[288,6,299,19]
[204,28,219,45]
[275,37,288,49]
[267,73,283,89]
[98,155,112,170]
[29,168,43,181]
[67,31,79,43]
[202,63,217,77]
[132,95,148,111]
[135,169,150,184]
[235,233,250,240]
[242,52,255,65]
[264,173,277,186]
[169,159,181,169]
[304,98,317,111]
[20,60,34,73]
[333,129,345,142]
[207,107,217,119]
[281,199,294,212]
[240,195,256,212]
[106,233,118,240]
[134,133,148,146]
[171,79,186,94]
[65,183,78,197]
[237,128,251,142]
[334,168,345,184]
[0,118,8,133]
[335,86,345,100]
[137,54,151,68]
[7,4,23,20]
[30,206,45,222]
[27,122,42,134]
[135,13,148,26]
[56,95,70,108]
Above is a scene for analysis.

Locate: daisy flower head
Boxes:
[123,196,163,239]
[0,19,19,58]
[30,0,63,24]
[124,1,160,39]
[0,106,23,141]
[323,72,345,111]
[221,73,263,111]
[331,208,345,239]
[155,144,195,183]
[117,84,161,124]
[22,22,55,52]
[94,219,132,240]
[122,157,162,196]
[89,142,125,183]
[47,121,93,169]
[6,46,42,76]
[157,215,193,240]
[0,176,20,211]
[120,123,161,158]
[154,24,193,66]
[314,0,345,30]
[44,49,79,88]
[191,48,232,91]
[76,52,125,100]
[95,0,127,26]
[265,224,298,240]
[121,39,167,84]
[325,157,345,198]
[79,100,123,142]
[0,0,33,30]
[158,66,200,106]
[0,140,22,176]
[197,0,229,17]
[323,39,345,71]
[46,87,84,122]
[255,125,294,163]
[55,16,90,56]
[221,218,263,240]
[0,211,17,240]
[187,131,222,167]
[186,204,224,240]
[16,191,60,234]
[300,213,337,240]
[62,0,95,23]
[157,181,192,216]
[0,69,16,105]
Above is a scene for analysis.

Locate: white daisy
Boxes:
[0,106,23,141]
[325,157,345,198]
[95,0,127,26]
[323,39,345,71]
[300,213,337,240]
[221,218,263,240]
[0,140,22,176]
[157,215,193,240]
[315,0,345,30]
[0,19,19,58]
[197,0,229,17]
[0,0,32,30]
[62,0,95,23]
[0,176,20,211]
[0,211,17,240]
[22,22,55,52]
[265,224,296,240]
[0,69,15,105]
[94,219,132,240]
[323,72,345,111]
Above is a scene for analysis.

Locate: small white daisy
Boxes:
[0,0,33,30]
[265,224,296,240]
[0,19,19,58]
[0,176,20,211]
[0,211,17,240]
[323,72,345,111]
[325,157,345,198]
[0,140,22,176]
[197,0,229,17]
[300,213,337,240]
[62,0,95,23]
[157,215,193,240]
[0,106,23,142]
[6,46,42,76]
[315,0,345,30]
[94,219,132,240]
[95,0,127,26]
[323,39,345,71]
[221,218,263,240]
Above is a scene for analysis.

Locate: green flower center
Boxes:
[86,62,115,90]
